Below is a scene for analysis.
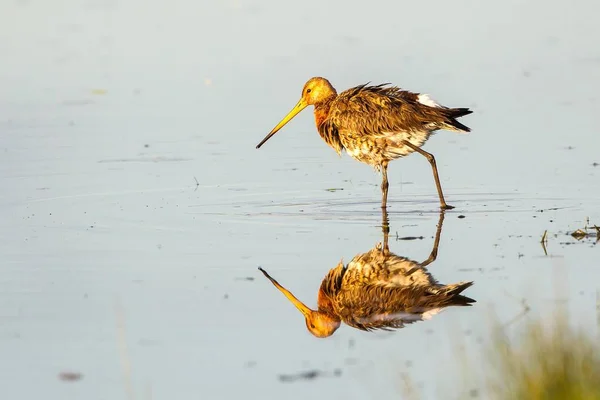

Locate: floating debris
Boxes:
[278,368,342,382]
[235,277,255,281]
[396,235,424,241]
[58,372,83,382]
[537,207,560,212]
[570,218,599,241]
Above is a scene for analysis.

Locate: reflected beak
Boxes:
[256,98,308,149]
[258,267,312,317]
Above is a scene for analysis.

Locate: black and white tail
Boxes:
[437,281,476,306]
[443,108,473,133]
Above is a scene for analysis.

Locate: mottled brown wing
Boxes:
[333,284,449,331]
[328,84,447,136]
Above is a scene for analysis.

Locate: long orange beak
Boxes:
[258,267,312,317]
[256,98,308,149]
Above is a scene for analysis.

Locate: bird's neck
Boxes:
[313,96,336,128]
[313,96,344,155]
[317,289,336,315]
[317,263,345,315]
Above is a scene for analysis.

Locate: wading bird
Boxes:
[258,211,475,338]
[256,77,472,209]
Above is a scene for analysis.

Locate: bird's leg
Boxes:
[420,210,446,268]
[402,141,454,210]
[381,205,390,255]
[380,161,389,209]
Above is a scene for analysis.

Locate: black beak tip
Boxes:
[258,267,271,279]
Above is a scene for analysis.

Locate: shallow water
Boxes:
[1,0,600,399]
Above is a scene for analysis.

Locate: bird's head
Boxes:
[256,77,337,149]
[304,311,340,338]
[301,77,337,106]
[258,267,341,338]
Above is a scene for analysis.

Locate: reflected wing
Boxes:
[334,283,474,332]
[344,251,436,288]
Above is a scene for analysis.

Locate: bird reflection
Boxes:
[258,210,475,338]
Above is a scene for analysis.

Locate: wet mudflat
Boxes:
[1,0,599,399]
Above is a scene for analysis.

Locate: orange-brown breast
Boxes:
[314,107,330,129]
[317,287,335,314]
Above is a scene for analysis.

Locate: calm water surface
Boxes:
[1,0,599,399]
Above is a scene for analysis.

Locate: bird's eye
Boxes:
[306,89,312,93]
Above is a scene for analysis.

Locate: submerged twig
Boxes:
[540,230,548,255]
